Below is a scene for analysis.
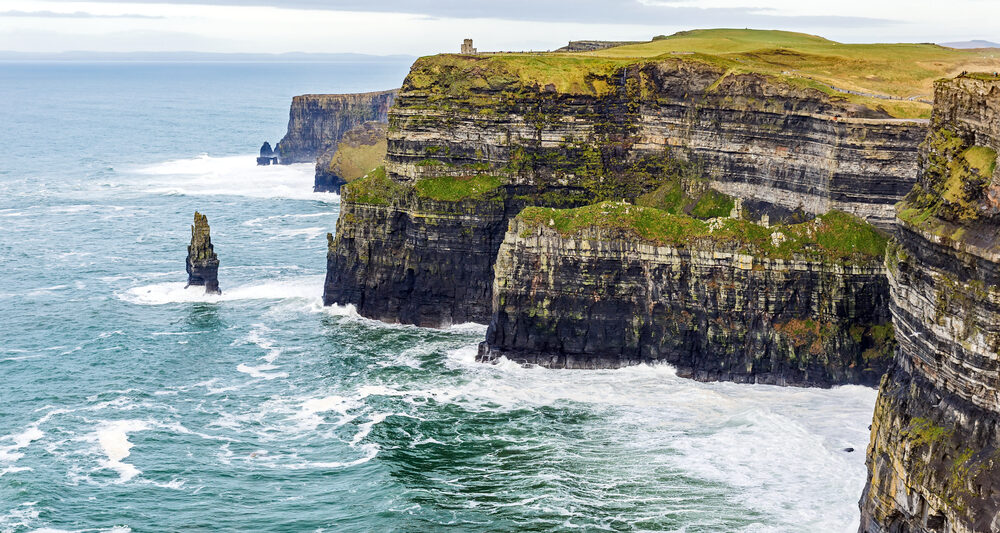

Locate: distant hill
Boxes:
[0,51,415,62]
[940,40,1000,49]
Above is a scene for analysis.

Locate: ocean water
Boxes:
[0,62,878,532]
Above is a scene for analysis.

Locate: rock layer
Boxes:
[859,76,1000,532]
[186,211,220,295]
[275,90,397,164]
[478,214,893,385]
[326,54,924,327]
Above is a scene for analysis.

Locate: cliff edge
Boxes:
[275,90,397,164]
[859,75,1000,532]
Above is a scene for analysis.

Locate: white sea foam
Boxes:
[132,154,338,202]
[371,344,878,530]
[294,395,362,431]
[236,363,288,380]
[119,275,324,306]
[93,420,150,483]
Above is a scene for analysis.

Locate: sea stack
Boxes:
[186,211,221,294]
[257,141,278,165]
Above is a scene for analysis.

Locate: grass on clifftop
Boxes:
[636,182,735,219]
[328,125,387,183]
[519,201,887,262]
[342,168,505,205]
[415,175,503,201]
[413,29,1000,118]
[898,128,998,233]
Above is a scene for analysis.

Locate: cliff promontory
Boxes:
[275,90,396,164]
[478,203,893,385]
[326,30,987,328]
[859,75,1000,532]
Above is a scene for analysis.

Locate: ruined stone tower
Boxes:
[461,39,477,54]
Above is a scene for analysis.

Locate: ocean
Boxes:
[0,61,877,532]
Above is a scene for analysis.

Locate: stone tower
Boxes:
[461,39,477,54]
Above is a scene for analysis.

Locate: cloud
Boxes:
[0,9,163,19]
[45,0,892,27]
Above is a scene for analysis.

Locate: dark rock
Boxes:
[844,448,855,453]
[256,142,278,165]
[185,211,220,294]
[476,216,893,386]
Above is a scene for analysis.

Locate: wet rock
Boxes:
[185,211,220,294]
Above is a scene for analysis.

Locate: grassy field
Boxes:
[589,29,1000,101]
[519,201,887,262]
[415,29,1000,118]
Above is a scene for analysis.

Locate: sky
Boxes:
[0,0,996,55]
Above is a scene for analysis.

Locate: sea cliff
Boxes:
[859,75,1000,532]
[477,205,893,385]
[275,90,397,164]
[325,34,927,328]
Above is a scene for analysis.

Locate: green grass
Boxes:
[414,175,504,201]
[328,132,387,183]
[900,127,997,230]
[341,167,404,205]
[518,201,887,262]
[411,29,1000,118]
[635,182,735,219]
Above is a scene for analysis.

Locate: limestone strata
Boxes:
[859,76,1000,532]
[326,55,922,326]
[387,58,924,227]
[478,217,892,385]
[186,211,220,294]
[324,180,511,326]
[275,90,396,164]
[314,122,388,193]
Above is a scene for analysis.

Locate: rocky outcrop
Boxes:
[324,169,512,326]
[859,75,1000,532]
[314,122,388,193]
[186,211,220,294]
[257,141,278,165]
[325,53,924,327]
[477,205,893,385]
[275,90,397,164]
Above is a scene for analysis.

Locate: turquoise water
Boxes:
[0,62,877,532]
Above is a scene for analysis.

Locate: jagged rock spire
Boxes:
[186,211,221,294]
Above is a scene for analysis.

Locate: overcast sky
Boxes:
[0,0,996,55]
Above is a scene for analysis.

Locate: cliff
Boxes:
[275,90,396,164]
[477,203,893,385]
[325,31,940,327]
[186,211,220,294]
[859,75,1000,532]
[314,122,388,193]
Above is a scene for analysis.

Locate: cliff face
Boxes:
[324,169,512,326]
[477,206,893,385]
[275,90,397,164]
[859,76,1000,532]
[314,122,388,193]
[186,211,220,294]
[325,54,922,327]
